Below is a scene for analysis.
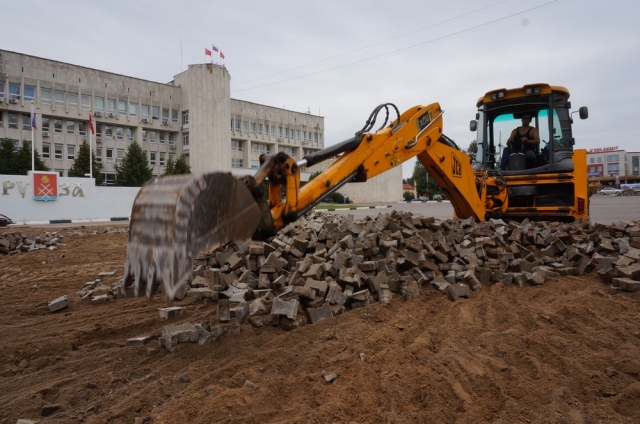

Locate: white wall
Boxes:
[1,173,140,224]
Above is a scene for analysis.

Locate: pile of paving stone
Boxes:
[0,227,128,255]
[0,232,63,254]
[133,211,640,352]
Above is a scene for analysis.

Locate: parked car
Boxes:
[599,187,621,195]
[433,194,443,201]
[417,196,428,201]
[0,214,13,227]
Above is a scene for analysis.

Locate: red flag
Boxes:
[220,51,225,59]
[205,48,212,56]
[88,114,95,135]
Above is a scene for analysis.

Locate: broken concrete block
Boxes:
[217,299,231,322]
[613,278,640,292]
[248,314,279,328]
[160,323,199,352]
[271,297,299,320]
[307,302,333,324]
[48,295,69,312]
[158,306,186,320]
[447,283,471,301]
[126,335,154,346]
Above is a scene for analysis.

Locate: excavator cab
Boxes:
[472,83,588,174]
[470,83,589,221]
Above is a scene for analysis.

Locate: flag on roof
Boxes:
[205,48,212,56]
[88,114,95,135]
[30,108,37,130]
[212,44,219,52]
[220,51,225,59]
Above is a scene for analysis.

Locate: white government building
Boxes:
[0,49,401,202]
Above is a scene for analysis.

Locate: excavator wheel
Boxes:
[123,172,262,300]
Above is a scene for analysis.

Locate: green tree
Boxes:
[466,140,478,162]
[173,155,191,174]
[409,160,441,198]
[115,141,153,186]
[0,139,48,175]
[68,139,104,185]
[163,157,175,175]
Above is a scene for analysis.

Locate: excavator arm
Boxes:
[124,102,504,300]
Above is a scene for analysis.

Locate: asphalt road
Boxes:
[325,194,640,225]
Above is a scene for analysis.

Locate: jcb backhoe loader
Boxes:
[124,83,589,300]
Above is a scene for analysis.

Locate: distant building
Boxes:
[586,146,640,182]
[0,49,402,202]
[0,49,324,183]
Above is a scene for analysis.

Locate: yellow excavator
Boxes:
[124,83,589,299]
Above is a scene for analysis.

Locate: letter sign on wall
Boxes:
[33,172,59,201]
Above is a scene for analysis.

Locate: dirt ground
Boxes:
[2,225,640,424]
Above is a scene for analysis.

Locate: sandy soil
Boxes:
[1,226,640,424]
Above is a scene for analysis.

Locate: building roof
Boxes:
[402,183,414,190]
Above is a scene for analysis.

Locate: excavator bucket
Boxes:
[123,172,263,300]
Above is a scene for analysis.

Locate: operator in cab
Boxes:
[500,113,540,170]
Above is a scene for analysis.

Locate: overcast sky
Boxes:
[4,0,639,178]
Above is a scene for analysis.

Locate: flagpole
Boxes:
[89,114,93,180]
[31,105,35,172]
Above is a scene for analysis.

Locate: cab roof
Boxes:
[476,83,570,107]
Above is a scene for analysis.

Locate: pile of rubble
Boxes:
[0,227,128,255]
[0,232,63,254]
[130,211,640,352]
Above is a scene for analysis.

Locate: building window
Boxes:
[172,110,178,123]
[117,148,124,162]
[258,124,263,135]
[297,130,301,141]
[104,173,116,185]
[96,148,102,162]
[116,126,123,140]
[55,169,64,177]
[95,124,102,137]
[54,143,63,159]
[79,121,87,136]
[182,133,189,147]
[129,103,138,117]
[278,127,282,138]
[159,132,165,143]
[231,158,243,168]
[0,111,3,127]
[285,128,289,139]
[24,85,36,102]
[42,143,50,159]
[160,152,166,166]
[597,157,602,163]
[251,160,259,168]
[67,145,76,160]
[8,112,18,129]
[152,106,160,120]
[150,152,157,165]
[68,92,78,109]
[182,111,189,125]
[0,81,4,99]
[150,131,157,143]
[119,100,127,116]
[66,120,75,134]
[235,119,241,132]
[251,122,256,134]
[253,143,258,153]
[169,133,175,144]
[231,140,243,151]
[107,98,116,114]
[81,94,91,110]
[106,148,114,163]
[271,126,275,137]
[241,121,247,133]
[95,96,104,112]
[9,83,20,100]
[41,116,49,131]
[162,108,169,120]
[22,114,31,130]
[54,119,62,133]
[606,154,620,162]
[126,128,134,141]
[589,158,595,164]
[55,90,65,107]
[105,125,113,139]
[10,139,20,151]
[142,104,150,119]
[265,124,270,135]
[41,88,52,105]
[142,129,147,142]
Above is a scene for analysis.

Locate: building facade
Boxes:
[0,50,324,183]
[586,146,640,182]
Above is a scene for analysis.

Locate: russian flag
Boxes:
[212,44,219,52]
[30,108,37,130]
